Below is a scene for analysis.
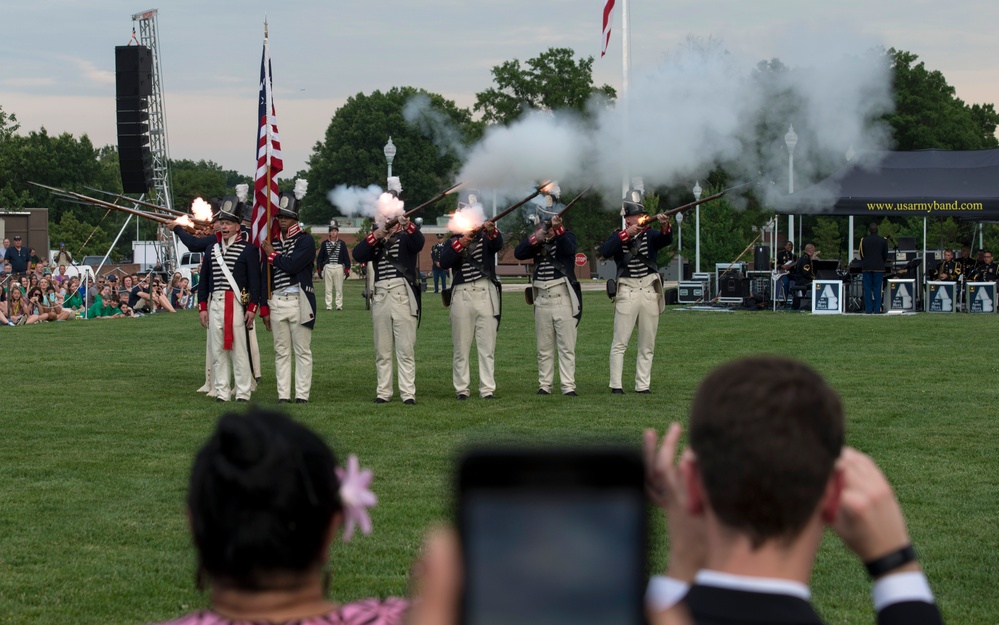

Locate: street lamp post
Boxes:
[675,211,684,282]
[784,124,797,246]
[383,137,397,182]
[693,181,702,274]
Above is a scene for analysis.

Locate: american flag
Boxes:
[600,0,616,58]
[251,33,283,254]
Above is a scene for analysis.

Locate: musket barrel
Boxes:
[384,181,464,228]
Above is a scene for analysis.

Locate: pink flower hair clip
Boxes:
[335,454,377,542]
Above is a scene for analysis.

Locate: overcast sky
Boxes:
[3,0,997,178]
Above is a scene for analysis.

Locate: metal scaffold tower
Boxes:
[132,8,172,211]
[131,8,178,270]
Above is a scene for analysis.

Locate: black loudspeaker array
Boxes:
[753,245,770,271]
[115,45,154,194]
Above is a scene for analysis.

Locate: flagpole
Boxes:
[260,20,273,300]
[265,23,273,300]
[621,0,631,226]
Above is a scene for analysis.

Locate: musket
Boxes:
[540,185,593,229]
[383,181,463,229]
[83,186,186,216]
[639,181,755,228]
[464,181,552,237]
[30,183,210,227]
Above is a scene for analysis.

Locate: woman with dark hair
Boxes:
[149,409,405,625]
[25,286,48,324]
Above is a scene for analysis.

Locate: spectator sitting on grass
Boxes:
[25,287,48,324]
[170,277,192,310]
[53,264,68,286]
[0,284,12,326]
[63,276,84,313]
[145,408,406,625]
[118,301,138,318]
[7,285,28,325]
[42,284,73,321]
[87,285,123,318]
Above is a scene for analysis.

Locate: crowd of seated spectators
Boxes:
[0,262,198,326]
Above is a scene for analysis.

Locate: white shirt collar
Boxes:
[695,569,811,601]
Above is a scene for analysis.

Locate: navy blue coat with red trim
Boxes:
[196,232,262,314]
[513,224,578,280]
[440,229,504,286]
[260,226,317,329]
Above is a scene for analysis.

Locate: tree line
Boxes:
[1,46,997,265]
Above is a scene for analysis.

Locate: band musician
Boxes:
[933,249,962,282]
[774,240,796,303]
[971,250,997,282]
[791,243,818,311]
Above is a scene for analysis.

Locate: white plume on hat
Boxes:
[235,183,249,203]
[631,177,645,194]
[294,178,309,200]
[387,176,402,194]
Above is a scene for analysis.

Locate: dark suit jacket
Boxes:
[682,583,943,625]
[859,233,889,272]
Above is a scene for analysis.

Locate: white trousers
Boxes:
[199,328,215,396]
[451,279,498,397]
[371,279,418,401]
[209,291,253,401]
[534,280,577,393]
[609,278,661,392]
[270,293,313,401]
[324,263,345,309]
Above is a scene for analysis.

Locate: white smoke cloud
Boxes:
[453,32,894,212]
[327,184,404,224]
[403,93,468,160]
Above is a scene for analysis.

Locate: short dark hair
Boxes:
[187,409,342,589]
[689,356,844,547]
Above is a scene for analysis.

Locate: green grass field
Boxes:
[1,280,996,624]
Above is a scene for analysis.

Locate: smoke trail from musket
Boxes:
[328,184,404,224]
[454,30,894,212]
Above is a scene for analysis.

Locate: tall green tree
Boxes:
[472,48,619,257]
[169,159,250,214]
[473,47,616,126]
[886,48,999,150]
[301,87,475,225]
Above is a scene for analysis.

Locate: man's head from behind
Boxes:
[688,356,844,548]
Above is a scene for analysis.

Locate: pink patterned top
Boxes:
[149,598,409,625]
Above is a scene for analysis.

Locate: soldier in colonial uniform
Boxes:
[441,193,503,400]
[600,185,672,395]
[260,180,316,404]
[197,201,261,402]
[431,233,447,294]
[317,221,350,311]
[514,183,581,397]
[352,185,424,405]
[173,199,221,396]
[933,249,962,282]
[234,185,263,385]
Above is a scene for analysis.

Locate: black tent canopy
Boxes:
[776,148,999,219]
